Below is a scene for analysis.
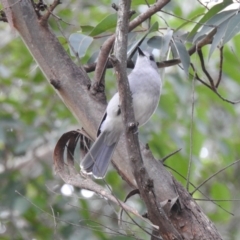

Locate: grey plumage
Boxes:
[80,47,162,178]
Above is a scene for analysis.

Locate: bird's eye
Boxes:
[149,55,154,61]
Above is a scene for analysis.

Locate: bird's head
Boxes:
[136,47,158,71]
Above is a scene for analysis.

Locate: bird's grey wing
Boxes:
[92,140,117,178]
[80,131,117,178]
[97,112,107,137]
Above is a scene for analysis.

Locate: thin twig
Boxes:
[198,49,240,104]
[40,0,61,24]
[54,18,82,68]
[50,205,57,228]
[198,49,215,89]
[186,76,195,191]
[189,27,217,55]
[197,0,209,9]
[191,159,240,195]
[212,86,240,103]
[16,190,139,238]
[195,198,240,202]
[216,46,223,88]
[50,11,75,26]
[68,203,152,231]
[160,9,207,26]
[190,63,212,90]
[161,148,182,163]
[165,165,234,215]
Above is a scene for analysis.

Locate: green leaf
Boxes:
[58,36,68,51]
[80,25,94,33]
[176,13,204,32]
[170,40,178,59]
[131,0,156,5]
[14,198,30,215]
[89,14,117,36]
[208,18,230,59]
[147,36,163,50]
[174,39,190,77]
[149,21,159,32]
[69,33,93,57]
[189,0,233,38]
[127,21,159,56]
[161,28,173,58]
[87,51,99,64]
[223,13,240,44]
[193,10,237,43]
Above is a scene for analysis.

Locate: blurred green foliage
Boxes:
[1,0,240,239]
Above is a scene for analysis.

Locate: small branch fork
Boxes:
[39,0,61,24]
[29,0,62,24]
[31,0,47,18]
[32,0,61,25]
[196,48,240,104]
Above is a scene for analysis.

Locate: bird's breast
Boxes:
[132,89,160,126]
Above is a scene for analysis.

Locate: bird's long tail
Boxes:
[80,132,117,179]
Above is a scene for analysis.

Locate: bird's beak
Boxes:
[137,47,145,56]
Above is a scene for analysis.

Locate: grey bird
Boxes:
[80,47,162,178]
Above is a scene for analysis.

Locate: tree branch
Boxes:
[112,1,182,239]
[216,46,223,88]
[84,26,216,74]
[93,0,170,86]
[53,130,158,229]
[40,0,61,24]
[5,0,141,189]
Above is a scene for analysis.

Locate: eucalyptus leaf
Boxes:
[161,28,173,58]
[189,0,233,38]
[170,41,178,59]
[87,51,99,64]
[58,36,68,51]
[174,39,190,77]
[223,13,240,44]
[209,19,230,59]
[89,14,117,36]
[150,21,159,32]
[147,36,163,50]
[193,10,237,43]
[80,25,94,33]
[176,13,204,32]
[131,0,156,5]
[127,22,159,58]
[69,33,93,58]
[174,31,190,42]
